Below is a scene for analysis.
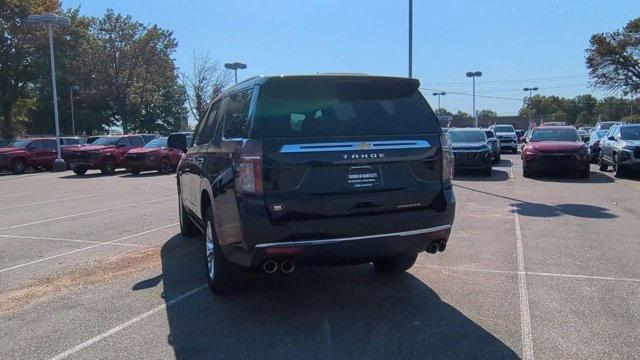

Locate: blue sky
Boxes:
[63,0,639,116]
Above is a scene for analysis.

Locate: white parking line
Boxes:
[0,223,178,274]
[0,196,176,231]
[514,205,534,360]
[0,234,149,248]
[50,284,207,360]
[419,265,640,283]
[0,193,104,211]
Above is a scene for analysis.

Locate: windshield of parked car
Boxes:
[448,130,487,143]
[5,140,31,148]
[493,125,514,133]
[599,122,620,130]
[484,130,495,139]
[531,128,580,142]
[592,130,607,141]
[254,78,439,138]
[91,137,120,146]
[620,126,640,140]
[143,137,167,148]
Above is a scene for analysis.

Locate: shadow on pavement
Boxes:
[137,235,518,359]
[525,171,614,184]
[454,168,509,182]
[119,171,170,178]
[58,170,128,179]
[454,184,617,219]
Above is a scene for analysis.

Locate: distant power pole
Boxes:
[408,0,413,78]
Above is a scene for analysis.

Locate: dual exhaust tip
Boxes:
[427,240,447,254]
[262,259,295,274]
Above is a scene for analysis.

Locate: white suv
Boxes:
[490,124,518,154]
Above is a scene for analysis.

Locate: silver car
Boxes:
[598,124,640,177]
[484,129,501,164]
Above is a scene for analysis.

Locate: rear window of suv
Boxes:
[253,77,439,138]
[493,125,514,133]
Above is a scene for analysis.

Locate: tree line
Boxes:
[1,1,194,138]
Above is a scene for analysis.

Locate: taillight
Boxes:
[441,134,454,181]
[235,140,263,195]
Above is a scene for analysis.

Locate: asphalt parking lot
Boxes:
[1,154,639,360]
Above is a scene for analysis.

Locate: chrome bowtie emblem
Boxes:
[357,142,372,150]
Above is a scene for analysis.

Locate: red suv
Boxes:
[64,135,145,175]
[0,138,59,174]
[124,135,189,175]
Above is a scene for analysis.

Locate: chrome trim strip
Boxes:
[254,224,452,248]
[280,140,430,153]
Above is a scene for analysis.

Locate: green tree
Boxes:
[435,107,453,116]
[586,17,640,95]
[550,111,568,123]
[575,111,594,127]
[0,0,58,137]
[87,9,179,132]
[478,109,497,120]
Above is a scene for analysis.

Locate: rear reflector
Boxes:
[264,247,304,256]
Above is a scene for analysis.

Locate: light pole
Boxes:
[432,92,446,113]
[27,13,70,171]
[408,0,413,78]
[523,87,538,125]
[466,71,482,127]
[224,62,247,84]
[70,85,79,136]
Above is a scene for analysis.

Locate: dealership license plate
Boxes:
[345,165,382,189]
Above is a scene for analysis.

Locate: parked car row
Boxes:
[0,133,192,175]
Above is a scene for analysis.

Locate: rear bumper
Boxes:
[222,186,456,267]
[248,225,451,266]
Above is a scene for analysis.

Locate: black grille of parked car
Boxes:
[453,151,486,160]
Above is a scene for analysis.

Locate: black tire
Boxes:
[159,158,172,174]
[373,252,418,273]
[612,154,625,178]
[512,148,518,154]
[598,156,608,172]
[100,157,117,175]
[492,154,501,164]
[203,207,237,294]
[483,166,492,177]
[522,163,532,178]
[11,158,26,174]
[130,169,140,175]
[178,192,198,236]
[72,166,88,176]
[580,169,590,178]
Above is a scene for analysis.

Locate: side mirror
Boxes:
[608,136,615,141]
[167,134,187,152]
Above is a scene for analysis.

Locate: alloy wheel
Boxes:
[205,222,215,280]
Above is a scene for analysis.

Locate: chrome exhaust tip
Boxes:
[263,260,278,274]
[280,260,295,274]
[438,241,447,252]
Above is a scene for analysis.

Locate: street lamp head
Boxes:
[466,72,474,77]
[532,87,539,91]
[466,71,482,78]
[27,13,70,27]
[474,71,482,77]
[432,92,446,96]
[225,62,247,70]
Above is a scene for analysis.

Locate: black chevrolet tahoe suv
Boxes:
[175,75,456,293]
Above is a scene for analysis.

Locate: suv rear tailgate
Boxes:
[262,135,442,224]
